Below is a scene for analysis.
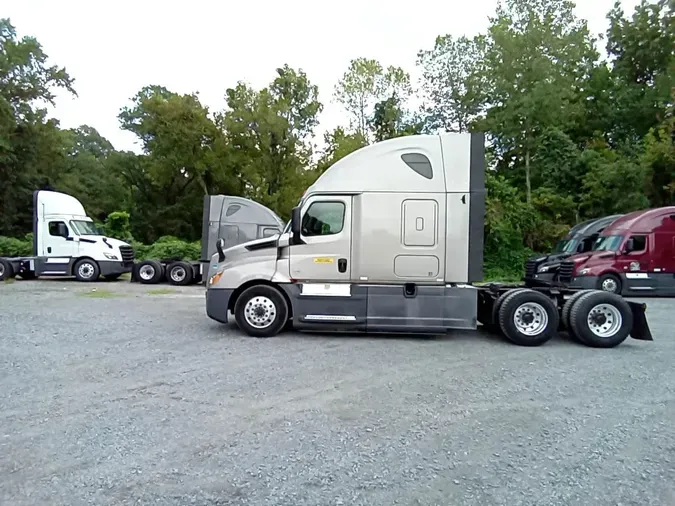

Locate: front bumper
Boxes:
[99,261,133,276]
[564,275,599,290]
[206,288,234,324]
[525,271,556,284]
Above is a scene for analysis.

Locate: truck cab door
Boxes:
[289,195,352,282]
[44,221,78,258]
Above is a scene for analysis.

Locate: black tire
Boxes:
[73,258,100,282]
[104,274,122,281]
[561,289,594,330]
[482,288,526,333]
[166,261,193,286]
[234,284,289,338]
[0,259,15,281]
[598,273,621,294]
[137,260,164,284]
[569,291,633,348]
[498,289,559,346]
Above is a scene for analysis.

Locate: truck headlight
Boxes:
[104,253,119,260]
[538,265,549,273]
[578,268,590,276]
[209,270,224,286]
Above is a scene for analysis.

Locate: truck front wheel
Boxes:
[74,259,100,282]
[234,285,289,338]
[598,273,621,294]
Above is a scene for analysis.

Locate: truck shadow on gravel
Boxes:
[212,321,650,350]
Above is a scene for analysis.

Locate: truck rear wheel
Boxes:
[561,289,594,331]
[498,289,559,346]
[569,291,632,348]
[0,259,15,281]
[167,261,193,286]
[137,260,164,284]
[74,259,100,282]
[234,284,288,338]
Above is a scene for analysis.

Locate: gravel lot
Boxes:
[1,279,674,506]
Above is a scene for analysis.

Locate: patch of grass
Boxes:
[146,288,175,295]
[76,289,123,298]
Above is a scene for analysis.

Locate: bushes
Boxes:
[0,234,33,257]
[0,233,200,262]
[134,236,201,262]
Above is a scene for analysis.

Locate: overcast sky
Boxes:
[5,0,641,153]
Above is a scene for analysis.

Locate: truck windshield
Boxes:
[70,220,100,236]
[592,235,623,251]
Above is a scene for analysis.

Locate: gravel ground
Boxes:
[1,279,674,506]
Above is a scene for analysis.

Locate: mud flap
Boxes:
[627,301,653,341]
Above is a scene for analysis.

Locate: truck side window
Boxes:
[401,153,433,179]
[48,221,68,238]
[630,235,647,252]
[302,202,345,236]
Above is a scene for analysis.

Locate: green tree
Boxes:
[417,34,486,133]
[476,0,599,202]
[333,57,412,138]
[222,65,323,218]
[315,126,368,174]
[0,18,76,236]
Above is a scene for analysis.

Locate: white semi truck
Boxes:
[0,190,135,282]
[204,131,654,348]
[0,191,285,285]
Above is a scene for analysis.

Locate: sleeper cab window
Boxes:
[302,201,345,236]
[401,153,433,179]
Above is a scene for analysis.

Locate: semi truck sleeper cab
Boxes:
[204,132,653,348]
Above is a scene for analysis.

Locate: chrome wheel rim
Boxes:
[587,304,622,337]
[170,266,186,282]
[139,265,155,280]
[78,263,95,279]
[0,263,4,277]
[513,302,549,336]
[601,278,618,292]
[244,296,276,329]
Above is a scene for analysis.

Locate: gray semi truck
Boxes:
[131,195,285,285]
[203,132,653,349]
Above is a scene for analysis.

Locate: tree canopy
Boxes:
[1,0,673,279]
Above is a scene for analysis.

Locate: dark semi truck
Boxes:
[524,214,623,286]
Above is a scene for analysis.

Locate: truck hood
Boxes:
[566,250,617,267]
[210,235,280,271]
[76,235,130,249]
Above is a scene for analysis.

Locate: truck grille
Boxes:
[524,259,538,278]
[119,245,135,264]
[558,260,575,282]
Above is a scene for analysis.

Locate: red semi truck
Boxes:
[556,206,675,296]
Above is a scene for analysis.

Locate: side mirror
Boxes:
[58,224,69,238]
[623,238,634,254]
[216,238,226,262]
[291,206,302,245]
[576,243,584,253]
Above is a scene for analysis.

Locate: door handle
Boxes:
[338,258,347,273]
[47,247,51,253]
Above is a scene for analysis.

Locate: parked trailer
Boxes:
[0,190,135,282]
[130,195,285,286]
[203,131,653,348]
